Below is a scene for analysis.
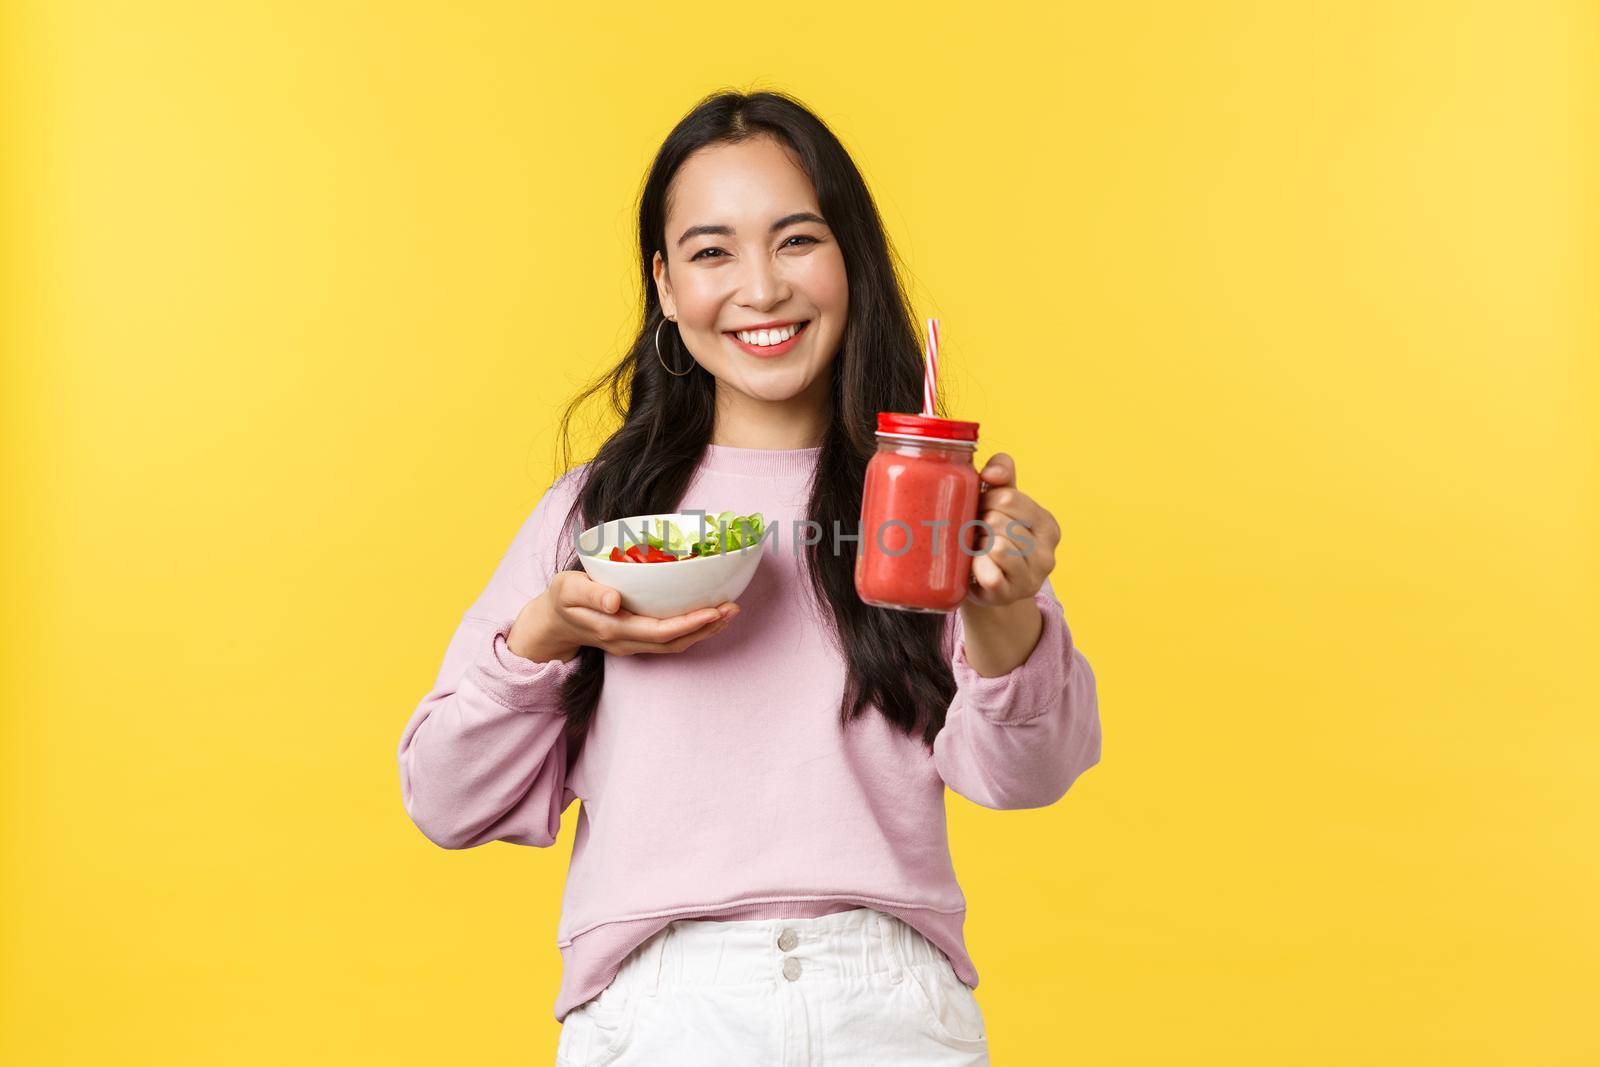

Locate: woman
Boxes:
[396,88,1101,1066]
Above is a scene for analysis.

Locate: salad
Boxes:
[606,511,765,564]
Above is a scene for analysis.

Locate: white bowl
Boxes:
[575,512,768,618]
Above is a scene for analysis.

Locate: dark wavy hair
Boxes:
[550,88,954,750]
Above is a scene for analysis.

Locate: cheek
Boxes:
[674,272,727,327]
[799,249,849,316]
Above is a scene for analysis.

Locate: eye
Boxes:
[691,235,818,261]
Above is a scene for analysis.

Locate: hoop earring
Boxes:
[655,319,694,377]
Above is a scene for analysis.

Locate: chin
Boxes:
[736,373,819,404]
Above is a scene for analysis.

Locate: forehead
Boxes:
[666,136,820,226]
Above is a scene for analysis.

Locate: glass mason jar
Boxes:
[854,412,982,613]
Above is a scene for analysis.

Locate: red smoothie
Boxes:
[855,413,982,613]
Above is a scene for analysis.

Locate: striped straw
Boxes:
[922,317,940,416]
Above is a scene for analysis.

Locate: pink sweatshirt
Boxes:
[396,443,1101,1022]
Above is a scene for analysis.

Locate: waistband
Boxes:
[606,906,949,995]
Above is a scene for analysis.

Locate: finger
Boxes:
[977,486,1031,520]
[967,553,1017,604]
[611,614,729,656]
[976,529,1030,582]
[563,603,715,647]
[616,603,734,645]
[561,574,622,615]
[981,508,1049,558]
[969,508,1021,555]
[992,518,1057,578]
[978,452,1016,491]
[1020,505,1061,550]
[629,616,731,654]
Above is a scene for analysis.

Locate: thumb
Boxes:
[979,452,1014,485]
[591,583,622,614]
[570,572,622,614]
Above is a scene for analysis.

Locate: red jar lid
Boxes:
[876,412,980,441]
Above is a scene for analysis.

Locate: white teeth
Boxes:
[735,322,803,346]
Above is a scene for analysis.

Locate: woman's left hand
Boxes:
[964,452,1061,608]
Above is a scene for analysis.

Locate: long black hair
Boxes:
[551,88,955,749]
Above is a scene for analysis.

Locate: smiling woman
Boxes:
[396,87,1100,1067]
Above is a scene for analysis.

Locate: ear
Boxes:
[651,250,676,321]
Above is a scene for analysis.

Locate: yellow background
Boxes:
[3,2,1595,1063]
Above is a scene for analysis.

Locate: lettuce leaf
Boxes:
[682,510,764,557]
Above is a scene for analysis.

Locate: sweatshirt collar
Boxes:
[700,442,822,478]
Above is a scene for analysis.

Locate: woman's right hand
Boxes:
[505,569,738,663]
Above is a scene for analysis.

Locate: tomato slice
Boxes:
[625,544,646,563]
[609,546,627,562]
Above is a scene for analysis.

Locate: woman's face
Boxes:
[652,135,848,409]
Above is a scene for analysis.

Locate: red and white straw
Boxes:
[922,317,940,416]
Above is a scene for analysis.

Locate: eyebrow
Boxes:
[675,211,828,247]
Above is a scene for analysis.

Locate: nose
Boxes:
[735,252,790,311]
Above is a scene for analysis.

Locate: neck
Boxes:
[711,375,830,449]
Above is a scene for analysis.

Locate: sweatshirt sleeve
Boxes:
[933,575,1102,810]
[396,468,588,850]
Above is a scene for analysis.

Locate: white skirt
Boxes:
[555,906,990,1067]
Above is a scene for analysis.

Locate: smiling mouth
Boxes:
[724,320,811,348]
